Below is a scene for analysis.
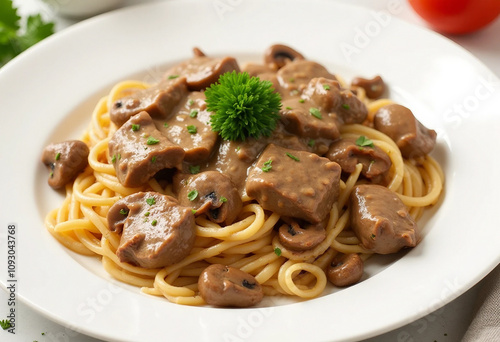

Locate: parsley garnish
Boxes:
[146,197,156,205]
[111,153,121,163]
[188,99,194,106]
[151,219,157,226]
[187,189,198,201]
[309,107,322,119]
[342,103,350,110]
[144,212,150,217]
[55,152,61,161]
[151,156,157,163]
[119,209,129,215]
[220,196,228,203]
[308,139,315,148]
[189,109,198,118]
[323,84,330,90]
[355,135,374,148]
[168,75,179,79]
[131,124,140,131]
[187,125,197,134]
[285,106,293,110]
[191,209,197,214]
[163,122,169,127]
[274,247,282,257]
[298,98,305,103]
[0,0,54,67]
[0,319,11,330]
[286,152,300,162]
[189,165,200,174]
[147,136,160,145]
[205,71,282,141]
[261,159,273,172]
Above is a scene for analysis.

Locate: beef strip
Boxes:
[373,104,436,158]
[276,60,337,95]
[41,140,89,189]
[109,76,188,127]
[326,137,392,184]
[164,55,240,91]
[350,184,418,254]
[108,111,185,187]
[173,171,242,225]
[155,91,218,163]
[107,191,195,268]
[246,144,341,223]
[280,78,367,141]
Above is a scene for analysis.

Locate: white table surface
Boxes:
[2,1,499,341]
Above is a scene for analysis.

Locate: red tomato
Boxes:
[408,0,500,34]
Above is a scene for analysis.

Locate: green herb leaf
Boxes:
[144,211,150,217]
[189,109,198,118]
[163,122,169,127]
[191,209,197,214]
[151,219,157,226]
[187,125,197,134]
[188,99,194,106]
[261,159,273,172]
[131,124,140,131]
[342,103,350,110]
[189,165,200,174]
[309,107,322,119]
[146,197,156,205]
[119,209,129,215]
[55,152,61,161]
[308,139,315,148]
[147,136,160,145]
[205,71,281,141]
[168,75,179,79]
[323,84,330,90]
[187,189,198,201]
[220,196,228,203]
[274,247,282,257]
[298,98,305,103]
[285,106,292,110]
[151,156,157,163]
[0,319,11,330]
[0,2,54,67]
[286,152,300,162]
[355,135,374,148]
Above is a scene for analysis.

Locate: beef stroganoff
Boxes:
[42,45,443,307]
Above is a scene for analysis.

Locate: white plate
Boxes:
[1,1,499,341]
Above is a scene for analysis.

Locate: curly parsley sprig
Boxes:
[205,71,282,141]
[0,0,55,67]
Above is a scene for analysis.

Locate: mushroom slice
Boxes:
[198,264,263,307]
[326,253,364,287]
[41,140,89,189]
[264,44,305,69]
[351,75,386,99]
[278,220,326,251]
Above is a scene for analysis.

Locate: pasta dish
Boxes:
[41,45,444,307]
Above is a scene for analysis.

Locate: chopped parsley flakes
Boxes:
[187,189,199,201]
[309,107,322,119]
[355,135,374,148]
[286,152,300,162]
[261,159,273,172]
[147,136,160,145]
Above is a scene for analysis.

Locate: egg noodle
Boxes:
[45,78,444,305]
